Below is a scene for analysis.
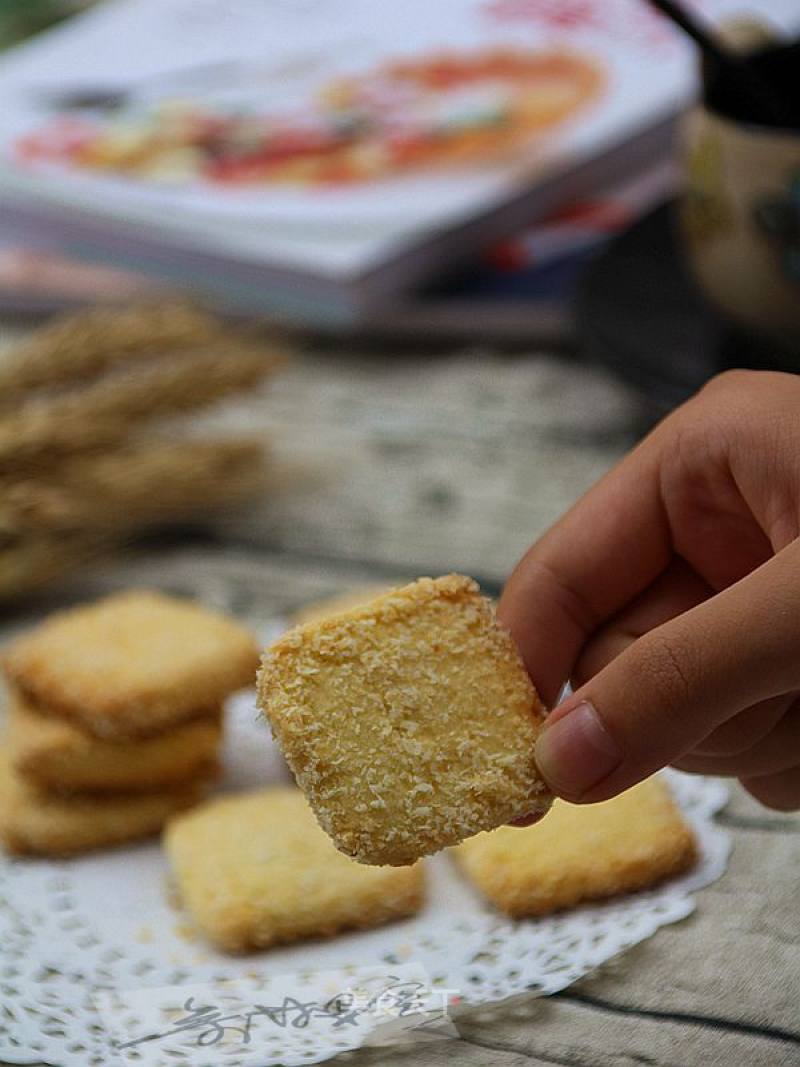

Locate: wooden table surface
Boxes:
[1,334,798,1067]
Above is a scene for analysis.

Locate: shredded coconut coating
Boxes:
[258,574,552,866]
[164,787,425,953]
[3,590,260,739]
[289,584,399,627]
[0,748,207,857]
[5,692,222,794]
[454,777,698,917]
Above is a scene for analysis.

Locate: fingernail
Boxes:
[534,701,621,800]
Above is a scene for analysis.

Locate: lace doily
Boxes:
[0,690,731,1067]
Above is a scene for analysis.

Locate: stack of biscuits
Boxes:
[0,590,259,856]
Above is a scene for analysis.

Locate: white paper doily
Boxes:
[0,689,731,1067]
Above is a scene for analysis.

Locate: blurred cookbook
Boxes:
[0,158,677,340]
[0,0,798,328]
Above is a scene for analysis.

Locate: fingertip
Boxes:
[534,700,623,801]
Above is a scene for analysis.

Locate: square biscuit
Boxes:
[6,693,222,793]
[258,575,551,867]
[289,584,399,627]
[164,787,425,953]
[454,777,698,917]
[3,590,259,739]
[0,749,207,856]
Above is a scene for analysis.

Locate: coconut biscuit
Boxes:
[258,575,551,867]
[0,749,206,856]
[164,787,425,953]
[289,584,399,626]
[3,590,259,739]
[454,777,698,917]
[5,694,222,793]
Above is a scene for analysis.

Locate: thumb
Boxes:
[534,540,800,802]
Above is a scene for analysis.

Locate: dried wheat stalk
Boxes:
[0,532,111,600]
[0,438,268,536]
[0,339,285,467]
[0,302,288,597]
[0,301,225,400]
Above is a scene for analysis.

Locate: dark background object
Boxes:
[575,201,799,419]
[647,0,795,128]
[0,0,76,49]
[704,39,800,130]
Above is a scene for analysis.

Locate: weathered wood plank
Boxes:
[451,991,800,1067]
[207,349,644,580]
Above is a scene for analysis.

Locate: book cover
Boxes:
[0,0,796,320]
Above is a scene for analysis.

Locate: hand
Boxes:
[499,370,800,812]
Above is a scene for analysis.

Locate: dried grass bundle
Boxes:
[0,301,288,597]
[0,338,284,467]
[0,438,268,536]
[0,533,110,600]
[0,301,223,400]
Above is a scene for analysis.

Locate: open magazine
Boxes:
[0,0,797,325]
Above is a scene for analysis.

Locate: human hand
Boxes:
[499,370,800,811]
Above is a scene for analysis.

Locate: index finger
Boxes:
[498,432,671,706]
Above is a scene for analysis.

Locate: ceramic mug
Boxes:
[679,106,800,344]
[677,16,800,347]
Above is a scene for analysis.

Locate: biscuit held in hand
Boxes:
[289,584,399,626]
[258,575,552,866]
[164,788,424,953]
[455,777,697,916]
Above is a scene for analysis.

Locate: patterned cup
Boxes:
[678,22,800,346]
